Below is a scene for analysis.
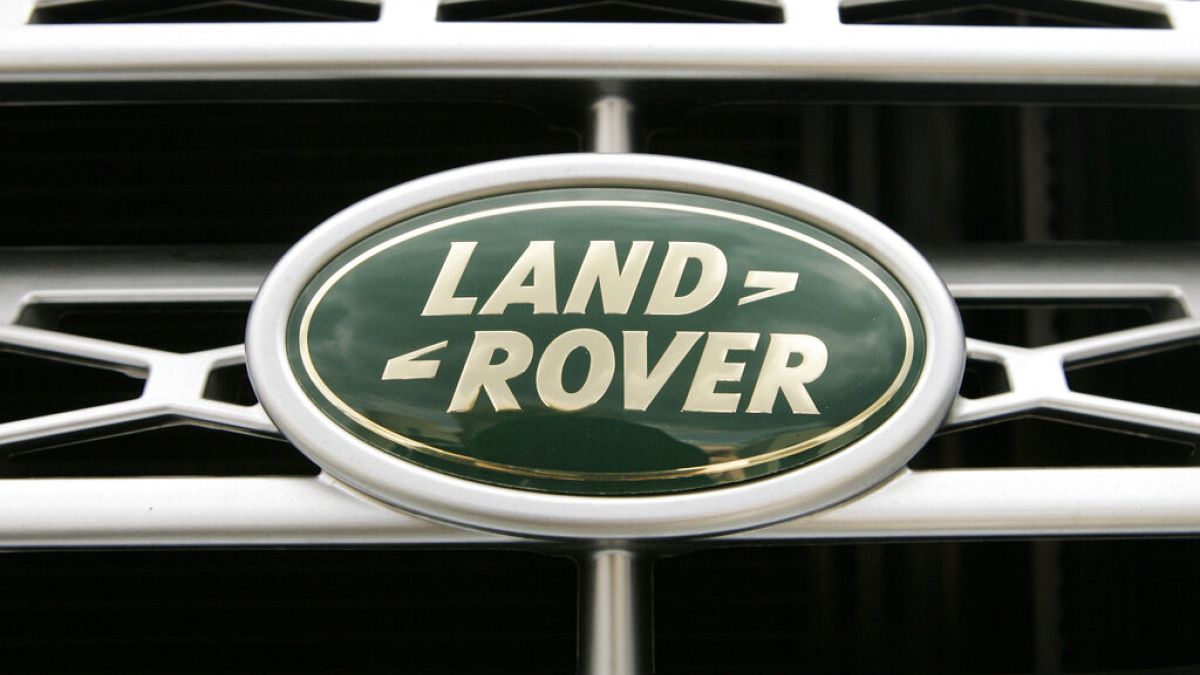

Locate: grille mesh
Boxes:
[5,245,1200,477]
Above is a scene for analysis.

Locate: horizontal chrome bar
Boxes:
[0,0,1199,86]
[3,244,1200,545]
[2,465,1199,547]
[737,467,1200,540]
[0,475,503,547]
[0,246,277,323]
[4,243,1196,312]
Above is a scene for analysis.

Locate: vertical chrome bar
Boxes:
[581,105,641,672]
[579,548,652,675]
[378,0,439,24]
[590,96,635,154]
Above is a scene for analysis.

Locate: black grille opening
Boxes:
[5,99,1198,247]
[957,298,1183,348]
[437,0,783,22]
[1068,341,1200,413]
[910,415,1196,469]
[656,539,1200,674]
[2,423,318,477]
[18,302,251,353]
[958,358,1009,400]
[0,549,576,675]
[31,0,381,23]
[648,104,1200,243]
[204,364,258,406]
[0,350,143,423]
[839,0,1171,28]
[0,101,578,246]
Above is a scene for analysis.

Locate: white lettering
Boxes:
[746,333,828,414]
[536,329,615,411]
[645,242,728,316]
[441,330,827,414]
[683,332,759,413]
[479,241,557,315]
[623,330,702,411]
[421,242,478,316]
[447,331,533,412]
[382,340,448,381]
[563,241,653,315]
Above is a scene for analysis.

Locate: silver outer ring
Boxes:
[246,154,964,540]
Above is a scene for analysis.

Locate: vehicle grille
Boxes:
[1,0,1199,672]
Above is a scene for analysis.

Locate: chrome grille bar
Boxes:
[0,244,1198,545]
[0,0,1199,85]
[0,466,1197,546]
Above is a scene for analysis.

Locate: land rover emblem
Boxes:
[247,155,963,538]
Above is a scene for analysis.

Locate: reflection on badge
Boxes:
[248,155,962,537]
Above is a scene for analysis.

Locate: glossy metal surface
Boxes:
[579,549,652,675]
[0,0,1199,85]
[246,154,962,538]
[1,465,1200,546]
[2,245,1199,544]
[590,97,633,154]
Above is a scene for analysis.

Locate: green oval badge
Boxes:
[285,187,925,495]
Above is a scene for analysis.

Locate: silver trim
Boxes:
[590,97,634,154]
[949,321,1200,430]
[247,153,963,539]
[1,467,1200,546]
[580,549,652,675]
[3,246,1200,544]
[0,0,1199,85]
[0,327,274,445]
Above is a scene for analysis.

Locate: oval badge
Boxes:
[248,155,962,538]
